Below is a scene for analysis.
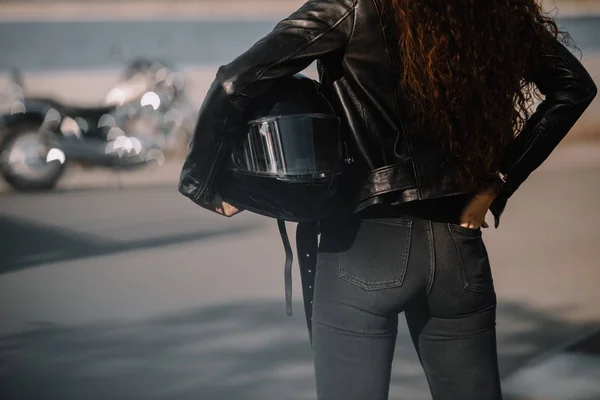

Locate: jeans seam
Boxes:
[316,300,390,319]
[425,325,496,340]
[361,218,413,227]
[425,220,436,296]
[339,273,403,290]
[312,319,398,338]
[433,302,496,321]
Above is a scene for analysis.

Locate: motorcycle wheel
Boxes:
[0,122,66,191]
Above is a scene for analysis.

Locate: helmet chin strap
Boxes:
[277,219,294,316]
[278,219,320,343]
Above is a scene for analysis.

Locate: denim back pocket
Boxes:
[447,223,492,293]
[338,218,413,291]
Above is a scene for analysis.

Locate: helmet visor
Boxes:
[232,114,342,181]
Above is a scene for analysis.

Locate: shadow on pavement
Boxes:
[52,182,178,195]
[0,214,258,274]
[0,299,597,400]
[0,181,177,196]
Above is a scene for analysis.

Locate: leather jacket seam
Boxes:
[359,101,372,150]
[425,220,436,296]
[240,1,358,95]
[348,0,358,45]
[370,0,422,197]
[504,121,556,183]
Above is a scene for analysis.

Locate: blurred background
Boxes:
[0,1,599,399]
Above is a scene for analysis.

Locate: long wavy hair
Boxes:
[381,0,575,192]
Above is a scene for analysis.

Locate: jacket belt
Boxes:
[356,162,418,204]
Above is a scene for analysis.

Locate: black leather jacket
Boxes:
[178,0,597,228]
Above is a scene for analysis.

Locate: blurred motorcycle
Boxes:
[0,59,196,191]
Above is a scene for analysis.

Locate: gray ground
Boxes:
[0,142,599,399]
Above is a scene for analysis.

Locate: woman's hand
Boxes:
[207,193,244,217]
[459,182,501,229]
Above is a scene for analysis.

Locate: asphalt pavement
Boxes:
[0,141,599,399]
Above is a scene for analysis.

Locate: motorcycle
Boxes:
[0,59,196,191]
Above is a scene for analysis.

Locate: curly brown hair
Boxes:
[381,0,576,192]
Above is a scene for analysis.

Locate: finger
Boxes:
[461,220,481,229]
[222,202,241,217]
[482,220,489,228]
[460,218,477,229]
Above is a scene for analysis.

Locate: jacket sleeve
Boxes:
[179,0,357,207]
[489,33,597,228]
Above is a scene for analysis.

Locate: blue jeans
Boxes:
[311,214,502,399]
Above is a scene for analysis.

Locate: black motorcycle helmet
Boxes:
[219,73,350,317]
[220,73,347,222]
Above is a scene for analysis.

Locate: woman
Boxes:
[179,0,597,398]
